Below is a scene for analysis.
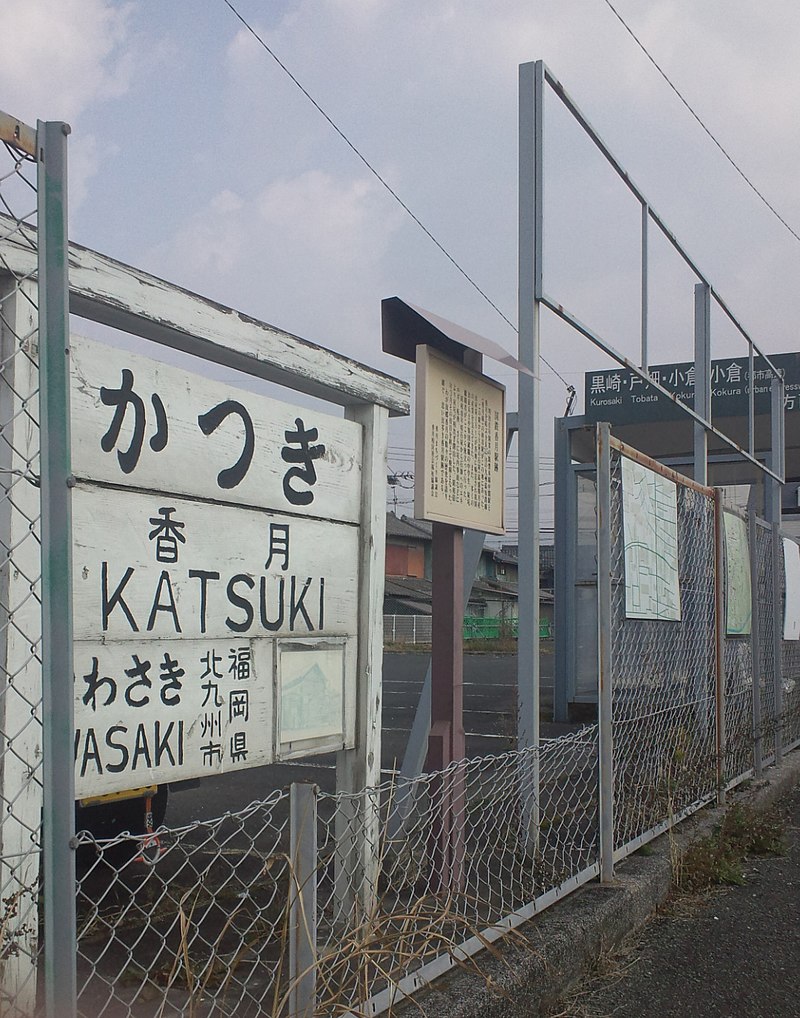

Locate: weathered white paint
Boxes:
[0,214,411,415]
[74,638,274,798]
[335,402,389,915]
[70,335,363,524]
[72,485,360,641]
[0,208,403,997]
[0,279,42,1015]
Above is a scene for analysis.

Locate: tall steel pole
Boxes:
[518,61,542,840]
[38,120,76,1018]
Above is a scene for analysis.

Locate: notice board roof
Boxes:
[381,297,533,376]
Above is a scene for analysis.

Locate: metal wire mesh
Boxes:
[780,539,800,751]
[609,450,718,851]
[721,509,755,784]
[0,132,43,1018]
[1,120,796,1015]
[755,519,778,763]
[75,788,292,1018]
[315,729,599,1013]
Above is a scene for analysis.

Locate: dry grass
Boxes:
[544,936,641,1018]
[675,803,786,893]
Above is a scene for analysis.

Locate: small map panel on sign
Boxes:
[621,457,681,621]
[723,510,751,636]
[278,642,348,754]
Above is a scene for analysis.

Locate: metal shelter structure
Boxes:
[517,58,785,757]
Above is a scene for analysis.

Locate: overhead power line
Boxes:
[601,0,800,247]
[220,0,575,405]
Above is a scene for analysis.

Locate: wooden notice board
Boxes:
[415,345,505,534]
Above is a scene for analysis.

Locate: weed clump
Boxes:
[676,804,786,893]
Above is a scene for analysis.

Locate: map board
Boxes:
[621,456,681,621]
[414,345,505,534]
[783,538,800,641]
[70,336,362,798]
[723,511,751,636]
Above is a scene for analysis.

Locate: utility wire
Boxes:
[601,0,800,247]
[221,0,575,403]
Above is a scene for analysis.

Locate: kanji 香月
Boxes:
[149,507,186,564]
[100,369,168,474]
[265,523,290,571]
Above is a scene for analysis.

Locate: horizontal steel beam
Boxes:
[540,292,784,485]
[540,64,779,375]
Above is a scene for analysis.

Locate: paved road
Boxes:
[552,784,800,1018]
[164,649,568,826]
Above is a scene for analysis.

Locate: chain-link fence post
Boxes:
[769,372,785,766]
[713,489,726,805]
[748,512,763,777]
[0,112,45,1018]
[773,525,784,766]
[0,273,41,1017]
[37,119,76,1018]
[289,782,318,1018]
[596,423,614,884]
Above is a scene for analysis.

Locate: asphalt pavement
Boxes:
[164,648,567,826]
[549,783,800,1018]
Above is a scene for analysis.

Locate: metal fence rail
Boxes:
[0,123,44,1018]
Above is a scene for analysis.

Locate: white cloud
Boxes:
[144,169,405,367]
[1,0,132,124]
[1,0,133,215]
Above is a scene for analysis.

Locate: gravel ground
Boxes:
[550,786,800,1018]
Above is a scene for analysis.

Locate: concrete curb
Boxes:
[397,748,800,1018]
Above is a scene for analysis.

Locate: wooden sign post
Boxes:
[383,298,511,893]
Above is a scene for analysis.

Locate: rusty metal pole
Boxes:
[428,522,465,766]
[427,521,466,892]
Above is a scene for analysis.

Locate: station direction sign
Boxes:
[584,352,800,425]
[70,336,362,797]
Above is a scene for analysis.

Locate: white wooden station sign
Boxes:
[70,336,362,798]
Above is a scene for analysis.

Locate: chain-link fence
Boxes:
[608,446,718,854]
[2,111,800,1018]
[755,518,778,765]
[604,433,800,867]
[75,789,292,1018]
[780,547,800,752]
[0,123,44,1018]
[70,728,599,1017]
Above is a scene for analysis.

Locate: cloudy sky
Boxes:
[4,0,800,535]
